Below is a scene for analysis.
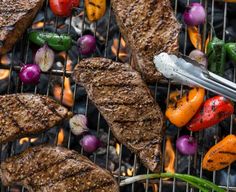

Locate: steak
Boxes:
[73,58,164,172]
[0,94,71,144]
[111,0,181,82]
[0,0,44,55]
[0,145,119,192]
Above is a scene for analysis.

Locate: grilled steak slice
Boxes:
[73,58,164,172]
[111,0,181,82]
[0,145,119,192]
[0,0,44,55]
[0,94,71,144]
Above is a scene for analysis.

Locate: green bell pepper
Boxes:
[225,43,236,65]
[28,31,72,51]
[207,36,226,76]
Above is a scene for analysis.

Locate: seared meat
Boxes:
[0,94,71,144]
[73,58,164,172]
[111,0,181,82]
[0,0,44,55]
[0,145,119,192]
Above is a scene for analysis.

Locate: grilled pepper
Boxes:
[225,43,236,65]
[203,134,236,171]
[85,0,106,22]
[28,31,72,51]
[165,87,205,128]
[187,96,234,132]
[207,36,226,76]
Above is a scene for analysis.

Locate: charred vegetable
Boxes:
[176,135,197,155]
[207,36,226,76]
[189,49,207,67]
[29,31,72,51]
[187,96,234,132]
[49,0,79,17]
[77,35,96,55]
[80,134,101,153]
[203,135,236,171]
[166,88,205,127]
[225,43,236,65]
[69,114,89,136]
[19,64,41,85]
[85,0,106,22]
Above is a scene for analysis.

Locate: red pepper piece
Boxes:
[187,96,234,132]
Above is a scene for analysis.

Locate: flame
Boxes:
[143,184,158,192]
[57,128,64,145]
[188,27,210,53]
[53,52,74,107]
[111,37,129,62]
[0,55,10,80]
[32,21,44,29]
[127,168,133,176]
[164,137,175,174]
[19,137,38,145]
[115,143,120,155]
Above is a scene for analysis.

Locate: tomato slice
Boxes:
[49,0,77,17]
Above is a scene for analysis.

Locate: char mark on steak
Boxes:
[73,57,164,172]
[0,145,119,192]
[0,94,71,144]
[111,0,181,82]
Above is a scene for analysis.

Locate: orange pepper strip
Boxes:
[165,87,205,127]
[203,135,236,171]
[188,27,202,50]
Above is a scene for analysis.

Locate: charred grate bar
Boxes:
[0,0,235,192]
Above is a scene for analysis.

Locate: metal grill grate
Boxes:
[0,0,235,192]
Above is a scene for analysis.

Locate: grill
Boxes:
[0,0,236,191]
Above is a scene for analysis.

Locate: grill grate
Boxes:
[0,0,236,192]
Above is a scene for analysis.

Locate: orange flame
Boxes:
[57,128,64,145]
[32,21,44,29]
[127,168,134,176]
[115,143,120,155]
[143,184,158,192]
[53,52,74,107]
[0,55,10,80]
[111,37,129,62]
[164,137,175,174]
[19,137,38,145]
[188,26,210,53]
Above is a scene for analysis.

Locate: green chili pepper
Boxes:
[225,43,236,65]
[207,36,226,76]
[28,31,72,51]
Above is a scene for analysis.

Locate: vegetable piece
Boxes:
[120,173,225,192]
[77,35,96,55]
[187,96,234,132]
[203,134,236,171]
[165,88,205,127]
[225,43,236,65]
[183,3,206,26]
[29,31,72,51]
[49,0,79,17]
[85,0,106,22]
[80,134,101,153]
[69,114,89,136]
[176,135,197,155]
[207,36,226,76]
[35,44,55,72]
[189,49,207,67]
[19,64,41,84]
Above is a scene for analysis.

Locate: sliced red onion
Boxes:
[69,114,89,136]
[19,64,41,84]
[35,44,55,72]
[183,3,206,26]
[189,49,208,67]
[77,35,96,55]
[80,134,101,153]
[176,135,197,155]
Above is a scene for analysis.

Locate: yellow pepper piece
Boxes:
[85,0,106,22]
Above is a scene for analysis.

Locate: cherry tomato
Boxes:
[49,0,79,17]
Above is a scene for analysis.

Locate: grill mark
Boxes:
[220,162,229,165]
[97,100,153,106]
[39,97,63,118]
[114,118,158,123]
[219,151,236,155]
[207,159,213,163]
[15,95,48,128]
[88,2,101,8]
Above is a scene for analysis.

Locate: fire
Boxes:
[32,21,44,29]
[143,183,158,192]
[111,37,129,62]
[0,55,10,80]
[53,52,74,107]
[115,143,120,155]
[57,128,64,145]
[19,137,38,145]
[127,168,133,176]
[164,137,175,174]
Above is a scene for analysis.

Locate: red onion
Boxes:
[80,134,101,153]
[77,35,96,55]
[183,3,206,26]
[189,49,208,67]
[35,44,55,72]
[19,64,41,84]
[176,135,197,155]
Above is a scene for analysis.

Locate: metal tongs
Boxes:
[153,53,236,102]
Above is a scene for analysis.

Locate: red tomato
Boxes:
[49,0,79,17]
